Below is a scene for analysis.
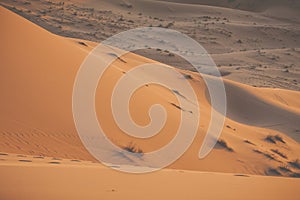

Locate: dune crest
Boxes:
[1,6,300,178]
[1,2,300,199]
[157,0,300,12]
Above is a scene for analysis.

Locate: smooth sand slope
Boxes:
[1,153,300,200]
[1,5,300,199]
[1,4,300,175]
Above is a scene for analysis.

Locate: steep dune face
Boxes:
[1,6,300,176]
[223,81,300,142]
[0,6,95,160]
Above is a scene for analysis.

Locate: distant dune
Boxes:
[2,0,299,91]
[158,0,300,12]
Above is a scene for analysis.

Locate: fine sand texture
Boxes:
[1,153,300,200]
[1,2,300,200]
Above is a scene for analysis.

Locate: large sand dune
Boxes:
[1,3,300,199]
[1,5,300,174]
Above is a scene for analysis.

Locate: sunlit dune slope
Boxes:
[1,6,300,177]
[1,153,300,200]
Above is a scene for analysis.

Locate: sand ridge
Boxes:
[1,6,300,177]
[0,2,300,199]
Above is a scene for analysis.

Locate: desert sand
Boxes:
[1,0,300,199]
[1,0,300,90]
[1,152,300,200]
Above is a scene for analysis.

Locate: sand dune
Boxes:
[1,5,300,175]
[1,3,300,199]
[158,0,300,12]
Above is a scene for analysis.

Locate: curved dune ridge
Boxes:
[157,0,300,12]
[1,5,300,199]
[1,5,300,175]
[74,0,300,18]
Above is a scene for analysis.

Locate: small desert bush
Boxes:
[123,143,143,154]
[271,149,287,159]
[290,173,300,178]
[216,139,234,152]
[183,74,193,80]
[289,159,300,169]
[244,140,255,146]
[252,149,275,160]
[265,134,285,144]
[279,165,291,173]
[266,168,282,176]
